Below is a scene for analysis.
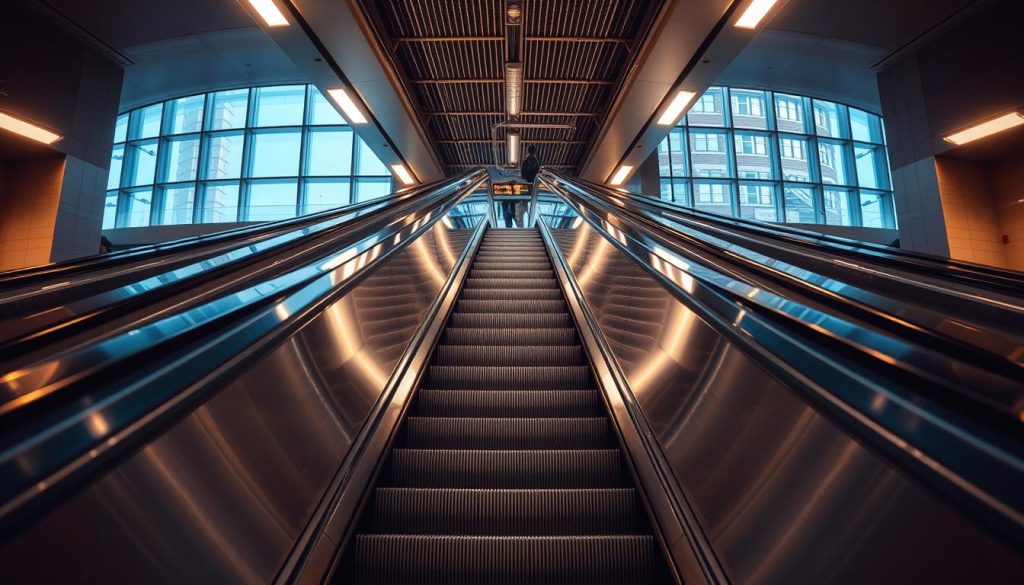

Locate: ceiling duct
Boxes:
[504,62,523,117]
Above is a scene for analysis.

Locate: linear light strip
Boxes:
[327,88,368,125]
[657,90,697,126]
[391,164,415,185]
[246,0,289,27]
[609,165,633,186]
[0,111,62,145]
[943,112,1024,145]
[735,0,779,29]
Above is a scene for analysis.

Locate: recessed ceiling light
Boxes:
[507,131,521,165]
[327,88,368,124]
[0,111,62,145]
[391,164,415,185]
[943,112,1024,145]
[246,0,289,27]
[505,63,523,117]
[657,90,697,126]
[735,0,779,29]
[609,165,634,186]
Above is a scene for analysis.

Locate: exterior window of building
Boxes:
[105,84,395,229]
[657,86,895,229]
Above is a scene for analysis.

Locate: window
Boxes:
[106,84,395,228]
[656,86,893,229]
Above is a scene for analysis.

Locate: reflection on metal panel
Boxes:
[551,225,1024,584]
[0,224,474,584]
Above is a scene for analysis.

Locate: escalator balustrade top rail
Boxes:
[0,169,488,537]
[539,169,1024,549]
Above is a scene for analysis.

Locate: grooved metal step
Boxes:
[426,365,592,389]
[455,300,565,314]
[371,488,642,535]
[460,288,564,301]
[344,534,661,584]
[465,278,559,290]
[470,269,554,279]
[448,313,573,329]
[434,345,585,366]
[386,449,630,488]
[441,327,577,346]
[402,417,611,449]
[416,390,604,417]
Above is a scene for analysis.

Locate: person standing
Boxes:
[518,145,540,227]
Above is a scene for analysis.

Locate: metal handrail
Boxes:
[539,169,1024,550]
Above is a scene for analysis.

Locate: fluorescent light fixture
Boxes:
[609,165,634,186]
[246,0,289,27]
[735,0,779,29]
[0,111,61,145]
[391,164,415,185]
[507,131,521,165]
[327,88,368,124]
[657,89,697,126]
[943,112,1024,145]
[505,63,523,117]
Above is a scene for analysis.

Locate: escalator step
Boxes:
[386,449,630,488]
[441,327,577,346]
[434,345,585,366]
[427,365,592,389]
[345,534,661,584]
[455,300,564,314]
[448,313,572,329]
[465,278,559,290]
[416,389,604,417]
[403,417,611,449]
[470,269,554,279]
[460,288,563,300]
[370,488,642,535]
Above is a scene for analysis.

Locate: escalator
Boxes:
[338,229,670,583]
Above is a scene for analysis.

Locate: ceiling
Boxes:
[357,0,663,176]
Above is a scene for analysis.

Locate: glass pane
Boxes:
[156,185,196,225]
[687,87,726,127]
[113,114,129,143]
[356,137,389,176]
[739,183,778,222]
[817,140,851,186]
[103,191,118,229]
[850,108,884,143]
[122,188,153,227]
[778,135,812,182]
[305,128,354,176]
[734,132,773,179]
[692,181,733,216]
[784,185,817,223]
[131,103,163,139]
[125,140,160,187]
[671,180,690,206]
[354,178,392,202]
[253,85,306,127]
[773,94,809,134]
[307,88,346,125]
[812,100,848,138]
[207,89,249,131]
[688,130,730,177]
[304,179,351,214]
[165,95,205,135]
[249,129,301,178]
[659,179,673,200]
[668,130,687,177]
[657,136,671,177]
[730,88,769,130]
[824,188,854,226]
[108,145,124,190]
[161,136,200,183]
[247,180,297,221]
[860,190,891,228]
[855,144,889,189]
[203,131,244,180]
[200,181,240,223]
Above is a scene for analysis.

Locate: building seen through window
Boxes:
[657,86,895,228]
[104,84,395,229]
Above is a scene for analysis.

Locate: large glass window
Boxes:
[106,84,395,228]
[657,86,894,229]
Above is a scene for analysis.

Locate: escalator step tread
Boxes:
[460,288,563,300]
[402,417,611,449]
[448,313,572,328]
[465,278,559,290]
[441,327,577,345]
[416,389,603,417]
[386,449,630,488]
[345,534,663,584]
[455,300,565,314]
[370,488,642,535]
[427,365,592,389]
[434,345,585,366]
[470,269,554,279]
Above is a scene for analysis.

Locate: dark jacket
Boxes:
[521,154,540,183]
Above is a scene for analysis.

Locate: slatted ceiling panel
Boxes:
[525,42,627,80]
[380,0,504,37]
[416,84,503,113]
[398,41,505,80]
[525,84,609,116]
[525,0,647,38]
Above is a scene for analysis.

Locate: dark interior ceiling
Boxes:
[358,0,663,176]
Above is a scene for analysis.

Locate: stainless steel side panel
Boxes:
[0,224,474,584]
[551,225,1024,584]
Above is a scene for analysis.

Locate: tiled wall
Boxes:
[52,157,109,262]
[934,157,1007,268]
[0,158,67,271]
[990,153,1024,270]
[889,157,947,256]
